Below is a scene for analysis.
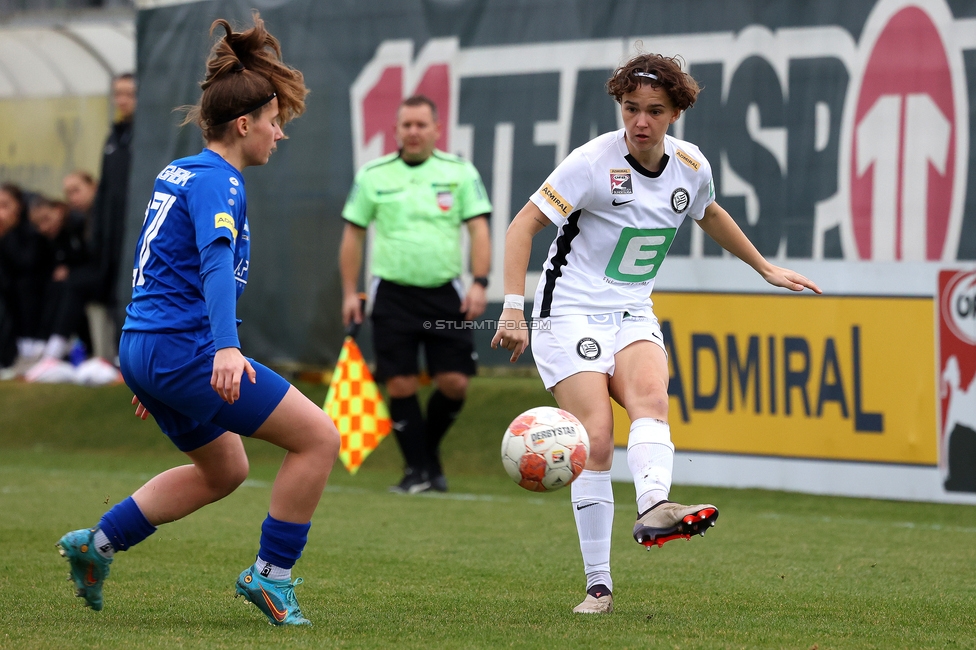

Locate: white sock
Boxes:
[255,556,291,582]
[627,418,674,514]
[43,335,68,360]
[93,529,115,559]
[571,469,614,593]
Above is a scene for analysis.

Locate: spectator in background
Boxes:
[27,196,90,364]
[63,170,97,219]
[63,170,116,361]
[88,72,136,361]
[0,184,22,370]
[339,95,492,494]
[0,183,46,372]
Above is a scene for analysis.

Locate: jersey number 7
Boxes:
[133,192,177,287]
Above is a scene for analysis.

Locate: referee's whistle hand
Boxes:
[461,284,487,320]
[342,293,363,327]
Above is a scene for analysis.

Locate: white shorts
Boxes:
[531,310,666,390]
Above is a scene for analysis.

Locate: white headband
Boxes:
[634,72,658,80]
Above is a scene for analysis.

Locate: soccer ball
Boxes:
[501,406,589,492]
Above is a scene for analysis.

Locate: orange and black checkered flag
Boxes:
[323,336,392,474]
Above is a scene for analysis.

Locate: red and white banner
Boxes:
[938,269,976,492]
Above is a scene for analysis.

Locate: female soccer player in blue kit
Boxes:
[56,14,339,627]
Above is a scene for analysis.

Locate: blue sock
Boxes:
[98,497,157,552]
[258,514,311,570]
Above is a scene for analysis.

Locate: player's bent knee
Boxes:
[318,417,341,463]
[203,458,249,497]
[623,391,669,420]
[589,445,614,467]
[299,408,340,463]
[586,431,615,467]
[224,462,250,493]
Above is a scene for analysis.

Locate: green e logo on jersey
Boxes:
[604,227,677,282]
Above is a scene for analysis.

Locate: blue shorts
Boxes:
[119,330,291,452]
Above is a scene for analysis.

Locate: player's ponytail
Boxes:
[181,11,308,141]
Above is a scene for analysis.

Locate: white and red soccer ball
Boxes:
[501,406,589,492]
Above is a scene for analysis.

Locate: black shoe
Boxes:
[389,468,431,494]
[428,474,448,492]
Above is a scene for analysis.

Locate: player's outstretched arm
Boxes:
[491,201,550,362]
[697,201,822,294]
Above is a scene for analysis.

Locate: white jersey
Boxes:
[529,129,715,317]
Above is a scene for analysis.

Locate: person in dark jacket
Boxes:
[29,196,91,362]
[0,183,25,370]
[0,183,46,370]
[88,72,136,359]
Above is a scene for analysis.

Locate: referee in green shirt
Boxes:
[340,95,492,494]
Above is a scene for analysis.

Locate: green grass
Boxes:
[1,379,975,649]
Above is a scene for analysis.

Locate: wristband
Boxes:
[503,294,525,311]
[473,276,489,288]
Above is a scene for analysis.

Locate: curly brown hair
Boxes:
[606,53,699,111]
[182,11,308,142]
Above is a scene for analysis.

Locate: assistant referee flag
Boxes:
[323,337,392,474]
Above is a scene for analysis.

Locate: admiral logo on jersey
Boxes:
[214,212,238,239]
[610,169,633,194]
[540,183,572,216]
[675,149,701,171]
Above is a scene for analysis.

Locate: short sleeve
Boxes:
[686,155,715,221]
[187,171,243,251]
[342,168,375,228]
[528,148,592,227]
[458,162,492,220]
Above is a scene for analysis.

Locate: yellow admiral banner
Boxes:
[612,293,937,465]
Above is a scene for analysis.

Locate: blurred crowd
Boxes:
[0,73,135,384]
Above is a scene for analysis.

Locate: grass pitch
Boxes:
[1,379,974,649]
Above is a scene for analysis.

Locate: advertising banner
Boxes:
[939,270,976,491]
[609,293,937,465]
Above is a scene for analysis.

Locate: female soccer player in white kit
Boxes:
[491,53,821,614]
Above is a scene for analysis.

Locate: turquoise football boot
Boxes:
[57,528,113,611]
[235,565,311,626]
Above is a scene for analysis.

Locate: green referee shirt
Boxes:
[342,150,492,288]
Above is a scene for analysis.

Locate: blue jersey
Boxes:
[124,149,249,335]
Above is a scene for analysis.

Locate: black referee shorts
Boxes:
[370,279,477,382]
